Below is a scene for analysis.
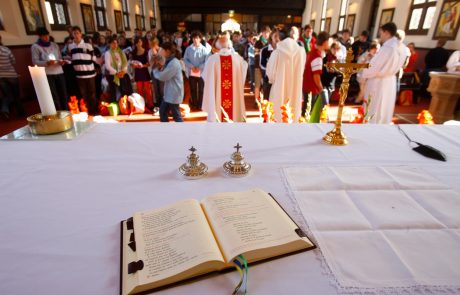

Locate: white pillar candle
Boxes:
[28,65,57,116]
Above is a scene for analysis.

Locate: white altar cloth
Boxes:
[0,123,459,295]
[284,166,460,292]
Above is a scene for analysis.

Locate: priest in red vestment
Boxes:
[202,33,248,122]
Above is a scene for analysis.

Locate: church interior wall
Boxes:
[304,0,371,38]
[375,0,459,50]
[327,0,341,36]
[0,0,159,46]
[0,0,158,100]
[303,0,459,50]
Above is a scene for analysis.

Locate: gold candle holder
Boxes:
[323,48,369,145]
[27,111,74,135]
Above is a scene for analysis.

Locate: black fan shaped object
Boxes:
[412,141,446,161]
[397,125,447,162]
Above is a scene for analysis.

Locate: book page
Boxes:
[133,199,225,285]
[201,189,309,262]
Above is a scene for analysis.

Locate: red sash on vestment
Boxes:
[220,55,233,122]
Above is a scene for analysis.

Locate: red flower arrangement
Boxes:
[351,96,373,124]
[417,110,435,124]
[256,98,274,123]
[280,104,293,123]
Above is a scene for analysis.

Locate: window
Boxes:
[139,0,145,30]
[320,0,328,31]
[406,0,437,35]
[337,0,348,32]
[44,0,71,30]
[94,0,107,31]
[121,0,130,30]
[152,0,158,23]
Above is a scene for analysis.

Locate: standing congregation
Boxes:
[1,20,459,123]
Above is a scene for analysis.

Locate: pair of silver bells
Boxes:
[178,143,251,179]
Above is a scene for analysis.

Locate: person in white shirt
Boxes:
[361,22,407,124]
[104,37,132,102]
[332,33,347,62]
[356,42,380,103]
[395,29,411,93]
[266,29,306,123]
[446,50,460,73]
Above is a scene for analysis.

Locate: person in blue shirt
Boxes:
[183,31,210,111]
[153,42,184,122]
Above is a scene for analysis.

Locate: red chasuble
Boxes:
[220,55,233,122]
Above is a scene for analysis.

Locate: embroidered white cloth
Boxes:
[284,166,460,291]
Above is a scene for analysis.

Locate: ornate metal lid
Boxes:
[179,146,208,179]
[223,143,251,177]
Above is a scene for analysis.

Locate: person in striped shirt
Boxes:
[0,35,26,120]
[68,26,98,115]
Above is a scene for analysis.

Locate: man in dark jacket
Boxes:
[421,38,450,98]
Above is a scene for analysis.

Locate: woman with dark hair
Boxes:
[321,41,340,104]
[104,37,132,102]
[152,42,184,122]
[132,37,154,112]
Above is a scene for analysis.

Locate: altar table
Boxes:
[0,123,459,295]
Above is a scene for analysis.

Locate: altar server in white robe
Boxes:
[202,33,248,122]
[266,29,306,123]
[361,22,406,124]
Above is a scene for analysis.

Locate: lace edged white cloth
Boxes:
[282,166,460,294]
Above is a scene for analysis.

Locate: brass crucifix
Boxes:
[323,48,369,145]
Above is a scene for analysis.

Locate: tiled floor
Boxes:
[0,89,437,137]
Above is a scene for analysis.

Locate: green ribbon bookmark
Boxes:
[232,255,248,295]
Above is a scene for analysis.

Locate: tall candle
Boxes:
[28,65,57,116]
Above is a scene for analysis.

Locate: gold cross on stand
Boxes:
[323,48,369,146]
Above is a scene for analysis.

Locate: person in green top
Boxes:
[299,24,316,53]
[259,25,271,46]
[104,37,132,102]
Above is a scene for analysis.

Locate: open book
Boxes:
[120,188,315,295]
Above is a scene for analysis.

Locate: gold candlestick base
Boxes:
[322,127,348,146]
[27,111,74,135]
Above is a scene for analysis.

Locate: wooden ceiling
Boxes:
[158,0,306,15]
